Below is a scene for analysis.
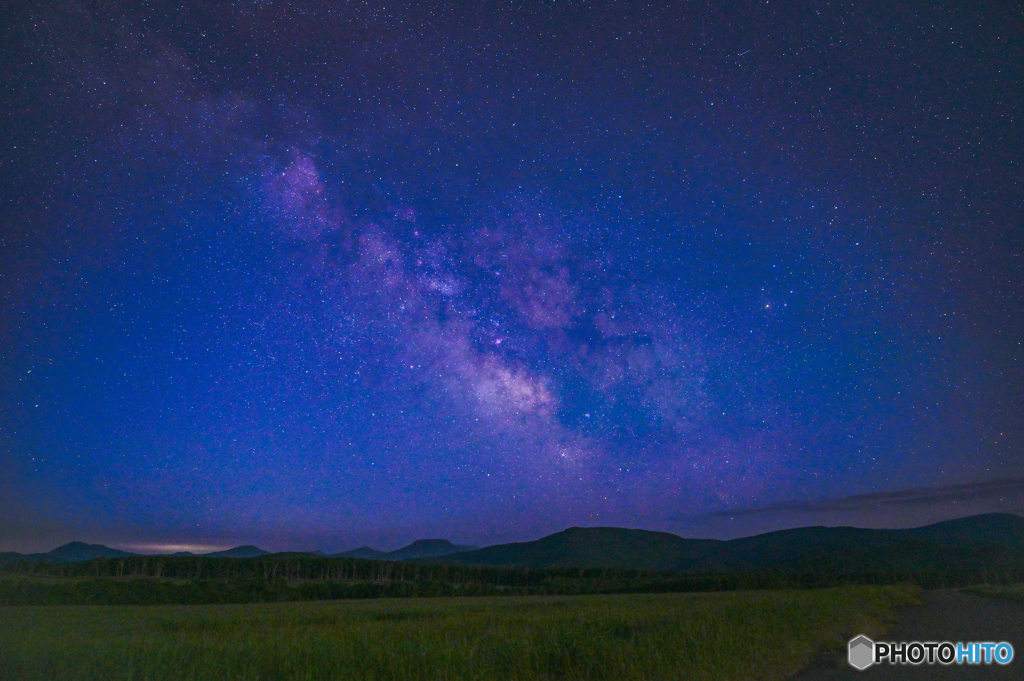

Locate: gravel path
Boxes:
[789,590,1023,680]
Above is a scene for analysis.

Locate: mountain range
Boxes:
[0,538,476,564]
[2,513,1022,574]
[433,513,1024,573]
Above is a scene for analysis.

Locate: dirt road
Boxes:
[789,590,1023,679]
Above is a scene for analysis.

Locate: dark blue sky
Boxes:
[2,0,1023,553]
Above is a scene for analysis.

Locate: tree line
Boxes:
[2,553,1023,606]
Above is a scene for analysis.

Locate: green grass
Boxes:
[0,585,918,681]
[964,583,1024,604]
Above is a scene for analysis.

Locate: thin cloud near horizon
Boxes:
[674,477,1024,520]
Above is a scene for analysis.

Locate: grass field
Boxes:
[0,585,918,681]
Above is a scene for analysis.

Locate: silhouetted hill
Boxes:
[48,542,137,562]
[204,545,270,558]
[439,527,718,570]
[389,539,479,560]
[438,513,1024,573]
[0,552,27,564]
[336,539,478,561]
[699,526,935,572]
[905,512,1024,547]
[0,542,138,564]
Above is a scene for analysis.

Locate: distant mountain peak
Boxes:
[204,545,270,558]
[338,538,478,561]
[389,539,478,560]
[46,542,136,562]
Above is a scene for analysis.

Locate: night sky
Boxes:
[2,0,1023,554]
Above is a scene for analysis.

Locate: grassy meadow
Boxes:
[0,584,918,681]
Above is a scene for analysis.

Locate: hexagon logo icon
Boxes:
[849,635,874,670]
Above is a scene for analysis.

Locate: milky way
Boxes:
[2,0,1022,552]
